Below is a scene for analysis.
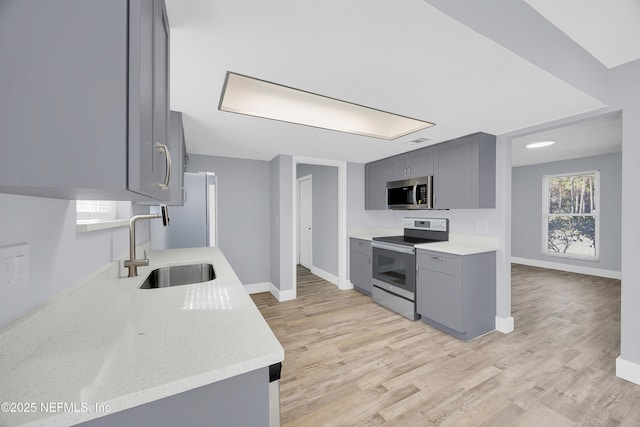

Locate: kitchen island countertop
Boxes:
[0,247,284,427]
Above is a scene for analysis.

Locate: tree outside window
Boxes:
[543,171,599,260]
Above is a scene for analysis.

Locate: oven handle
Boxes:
[371,241,415,254]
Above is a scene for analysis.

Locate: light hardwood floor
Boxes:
[250,264,640,426]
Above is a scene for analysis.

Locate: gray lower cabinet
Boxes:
[433,132,496,209]
[350,238,372,295]
[75,367,269,427]
[416,249,496,341]
[0,0,171,202]
[365,159,388,210]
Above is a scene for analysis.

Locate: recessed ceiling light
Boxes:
[525,140,556,149]
[218,72,435,140]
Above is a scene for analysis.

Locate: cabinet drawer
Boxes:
[419,252,458,275]
[351,239,371,255]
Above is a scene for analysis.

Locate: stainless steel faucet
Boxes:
[124,206,170,277]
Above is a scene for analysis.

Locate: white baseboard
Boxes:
[311,266,340,287]
[244,282,271,294]
[616,356,640,385]
[495,316,514,333]
[245,282,296,302]
[270,284,296,302]
[511,257,621,280]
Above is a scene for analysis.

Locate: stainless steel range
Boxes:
[371,218,449,320]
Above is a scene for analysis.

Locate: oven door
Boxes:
[371,242,416,300]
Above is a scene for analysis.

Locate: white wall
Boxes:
[0,194,150,328]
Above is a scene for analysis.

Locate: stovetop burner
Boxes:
[372,217,449,247]
[372,235,442,247]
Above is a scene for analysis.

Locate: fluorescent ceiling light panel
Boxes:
[526,140,556,149]
[219,72,435,140]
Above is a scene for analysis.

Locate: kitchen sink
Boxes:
[140,263,215,289]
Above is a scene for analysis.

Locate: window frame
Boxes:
[541,170,600,261]
[75,200,132,232]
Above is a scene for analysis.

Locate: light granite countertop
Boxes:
[349,228,499,255]
[0,247,284,427]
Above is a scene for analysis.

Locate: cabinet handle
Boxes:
[416,263,419,278]
[431,256,445,262]
[182,187,187,204]
[156,142,172,190]
[408,166,411,176]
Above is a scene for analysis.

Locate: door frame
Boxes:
[291,157,348,294]
[297,174,313,267]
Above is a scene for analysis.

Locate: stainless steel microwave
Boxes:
[387,176,433,210]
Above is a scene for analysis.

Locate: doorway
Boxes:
[297,175,312,269]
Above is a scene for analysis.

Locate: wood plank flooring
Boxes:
[250,264,640,426]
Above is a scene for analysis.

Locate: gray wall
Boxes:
[268,155,294,293]
[186,155,271,285]
[426,0,640,371]
[296,164,339,277]
[0,194,149,328]
[269,156,280,288]
[512,153,622,273]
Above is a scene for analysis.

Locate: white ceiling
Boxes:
[166,0,606,163]
[511,112,622,167]
[524,0,640,69]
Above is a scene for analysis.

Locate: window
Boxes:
[76,200,131,232]
[543,171,599,260]
[76,200,117,221]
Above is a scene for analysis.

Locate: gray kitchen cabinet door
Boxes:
[365,159,389,210]
[350,238,372,295]
[417,252,463,332]
[128,0,171,201]
[388,155,409,181]
[0,0,171,202]
[388,148,434,182]
[416,249,496,341]
[408,147,434,177]
[433,132,495,209]
[136,110,185,206]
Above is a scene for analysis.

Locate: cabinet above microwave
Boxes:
[364,132,496,210]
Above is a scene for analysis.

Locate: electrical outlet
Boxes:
[0,244,29,297]
[475,219,489,230]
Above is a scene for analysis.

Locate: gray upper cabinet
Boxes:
[349,238,372,295]
[387,147,434,181]
[416,249,496,341]
[409,147,435,178]
[365,159,388,210]
[433,132,496,209]
[0,0,171,202]
[136,111,186,206]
